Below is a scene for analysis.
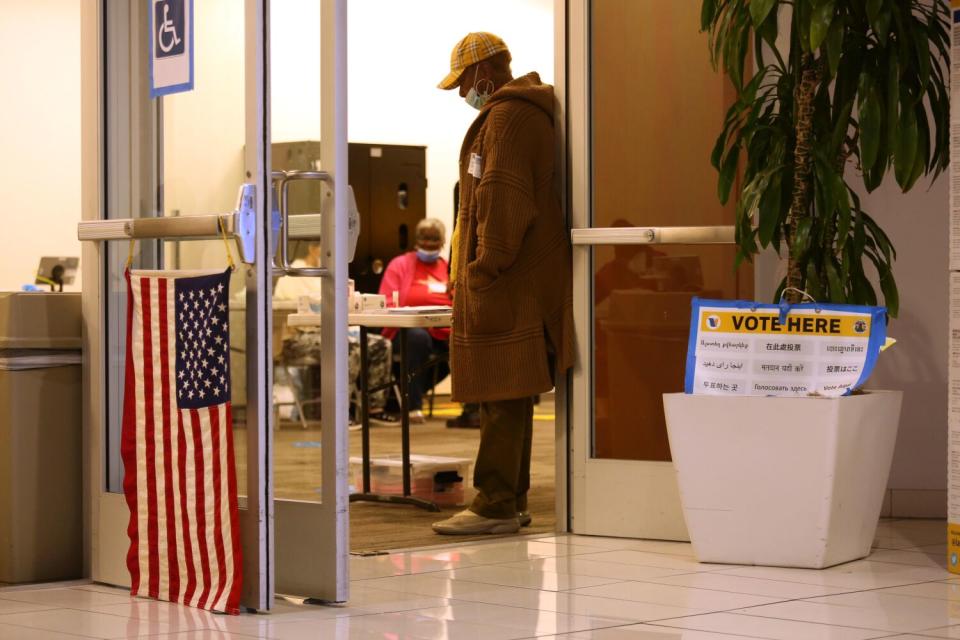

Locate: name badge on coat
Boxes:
[468,153,483,179]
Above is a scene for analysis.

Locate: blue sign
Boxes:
[684,298,887,397]
[155,0,185,58]
[149,0,194,98]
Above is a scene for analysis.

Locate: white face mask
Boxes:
[464,67,493,110]
[465,87,489,110]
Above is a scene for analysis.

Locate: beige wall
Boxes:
[0,1,82,291]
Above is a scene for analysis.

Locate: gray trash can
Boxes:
[0,292,82,583]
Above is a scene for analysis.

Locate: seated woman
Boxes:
[275,241,393,421]
[378,218,452,423]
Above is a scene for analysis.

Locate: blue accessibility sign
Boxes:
[155,0,185,58]
[149,0,194,97]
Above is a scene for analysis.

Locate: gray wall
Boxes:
[859,175,948,515]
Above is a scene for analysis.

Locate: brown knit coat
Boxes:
[450,72,575,403]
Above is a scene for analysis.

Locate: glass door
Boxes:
[270,0,350,602]
[567,0,752,539]
[82,0,350,610]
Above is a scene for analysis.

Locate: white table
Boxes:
[287,309,452,511]
[286,310,452,328]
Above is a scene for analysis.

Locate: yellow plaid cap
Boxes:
[438,32,509,90]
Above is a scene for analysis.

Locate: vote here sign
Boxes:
[685,298,887,397]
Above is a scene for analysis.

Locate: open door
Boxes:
[81,0,350,610]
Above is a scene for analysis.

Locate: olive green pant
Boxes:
[469,397,534,519]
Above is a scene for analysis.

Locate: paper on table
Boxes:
[385,305,452,314]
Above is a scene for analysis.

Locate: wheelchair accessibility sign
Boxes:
[149,0,193,97]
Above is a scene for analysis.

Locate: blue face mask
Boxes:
[416,248,441,263]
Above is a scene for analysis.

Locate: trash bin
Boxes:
[0,292,82,583]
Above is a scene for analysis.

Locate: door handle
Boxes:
[570,226,735,246]
[273,170,361,278]
[276,171,333,277]
[77,183,258,264]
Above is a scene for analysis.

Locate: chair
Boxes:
[276,357,320,430]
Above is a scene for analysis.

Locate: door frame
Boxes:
[554,0,570,535]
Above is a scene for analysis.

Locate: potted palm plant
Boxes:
[663,0,949,568]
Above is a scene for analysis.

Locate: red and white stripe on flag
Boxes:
[121,268,242,614]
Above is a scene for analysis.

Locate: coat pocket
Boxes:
[464,284,515,336]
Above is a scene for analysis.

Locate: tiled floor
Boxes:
[0,519,954,639]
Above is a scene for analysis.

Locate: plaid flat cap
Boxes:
[438,32,509,90]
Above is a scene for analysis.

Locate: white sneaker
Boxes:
[432,509,520,535]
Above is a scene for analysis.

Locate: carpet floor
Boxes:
[235,395,557,553]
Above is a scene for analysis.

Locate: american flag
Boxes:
[121,268,242,614]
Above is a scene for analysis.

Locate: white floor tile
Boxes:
[5,519,958,639]
[876,582,960,601]
[637,572,849,599]
[0,623,98,640]
[873,520,946,550]
[501,557,691,581]
[376,540,593,573]
[565,625,774,639]
[370,573,702,622]
[569,581,781,612]
[262,610,530,639]
[142,632,263,640]
[359,573,508,600]
[446,564,624,591]
[571,550,723,573]
[734,590,960,634]
[540,536,697,557]
[649,612,890,639]
[410,601,630,635]
[869,636,960,640]
[0,587,134,608]
[0,608,171,638]
[325,583,452,615]
[457,539,603,560]
[0,598,57,615]
[715,558,951,589]
[349,553,466,579]
[74,584,131,596]
[868,549,947,568]
[88,598,228,631]
[888,625,960,638]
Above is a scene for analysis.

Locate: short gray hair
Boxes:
[416,218,446,242]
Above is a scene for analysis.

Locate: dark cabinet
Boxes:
[272,141,427,293]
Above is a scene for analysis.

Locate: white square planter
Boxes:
[663,391,902,569]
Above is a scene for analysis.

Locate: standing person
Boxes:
[432,33,574,535]
[378,218,453,423]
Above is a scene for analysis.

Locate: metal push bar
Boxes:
[571,225,735,245]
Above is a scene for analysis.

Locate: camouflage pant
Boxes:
[281,327,393,411]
